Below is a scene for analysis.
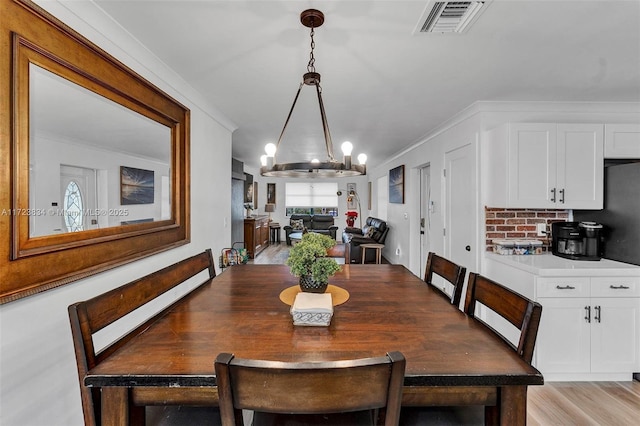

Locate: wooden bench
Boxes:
[68,249,218,426]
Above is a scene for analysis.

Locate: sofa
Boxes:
[283,214,339,245]
[342,217,389,263]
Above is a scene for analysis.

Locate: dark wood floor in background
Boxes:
[250,242,640,426]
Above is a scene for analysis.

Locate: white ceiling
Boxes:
[93,0,640,170]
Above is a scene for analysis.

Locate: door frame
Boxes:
[419,164,431,277]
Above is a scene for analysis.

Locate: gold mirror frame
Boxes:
[0,0,190,303]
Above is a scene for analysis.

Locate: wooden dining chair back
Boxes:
[326,243,349,264]
[215,351,406,426]
[423,252,467,306]
[68,249,217,426]
[463,272,542,363]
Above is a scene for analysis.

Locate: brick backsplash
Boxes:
[485,207,569,252]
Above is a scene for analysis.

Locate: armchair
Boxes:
[342,217,389,263]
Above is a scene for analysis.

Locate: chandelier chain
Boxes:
[307,26,316,73]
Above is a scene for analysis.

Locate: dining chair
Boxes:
[214,351,406,426]
[464,272,543,363]
[423,252,467,307]
[464,272,543,425]
[402,272,542,426]
[326,243,349,264]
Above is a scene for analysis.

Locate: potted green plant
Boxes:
[286,232,342,293]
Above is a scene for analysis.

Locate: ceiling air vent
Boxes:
[416,1,488,33]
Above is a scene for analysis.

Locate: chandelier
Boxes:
[260,9,367,178]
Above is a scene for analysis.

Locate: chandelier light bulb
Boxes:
[260,155,268,166]
[341,141,353,156]
[264,143,277,157]
[311,158,320,163]
[357,153,367,165]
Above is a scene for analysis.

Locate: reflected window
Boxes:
[64,181,84,232]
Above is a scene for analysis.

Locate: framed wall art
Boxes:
[253,182,258,208]
[267,183,276,205]
[244,173,253,205]
[346,182,357,210]
[121,166,154,205]
[389,165,405,204]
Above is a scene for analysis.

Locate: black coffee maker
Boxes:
[551,221,603,261]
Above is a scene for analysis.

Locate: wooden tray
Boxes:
[279,284,349,306]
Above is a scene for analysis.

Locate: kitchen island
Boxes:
[484,253,640,381]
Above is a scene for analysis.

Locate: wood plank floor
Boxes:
[527,381,640,426]
[250,242,640,425]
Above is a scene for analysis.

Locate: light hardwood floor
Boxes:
[250,242,640,425]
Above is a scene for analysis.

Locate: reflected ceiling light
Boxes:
[260,9,366,178]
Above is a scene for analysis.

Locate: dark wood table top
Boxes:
[86,264,543,388]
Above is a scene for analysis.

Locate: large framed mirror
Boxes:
[0,0,190,303]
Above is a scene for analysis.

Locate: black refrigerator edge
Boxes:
[574,161,640,266]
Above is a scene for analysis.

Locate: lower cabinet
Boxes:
[536,276,640,380]
[244,216,269,259]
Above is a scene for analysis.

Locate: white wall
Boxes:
[368,110,483,276]
[0,2,235,425]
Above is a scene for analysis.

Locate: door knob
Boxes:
[465,245,471,252]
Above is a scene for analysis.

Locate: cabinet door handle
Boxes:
[594,305,601,323]
[584,306,591,323]
[610,285,630,290]
[559,188,565,203]
[556,285,575,290]
[550,188,556,202]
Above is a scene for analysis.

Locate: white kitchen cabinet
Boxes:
[536,297,591,374]
[604,123,640,158]
[483,254,640,381]
[536,276,640,380]
[485,123,604,209]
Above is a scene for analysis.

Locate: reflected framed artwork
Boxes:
[120,166,154,205]
[389,165,404,204]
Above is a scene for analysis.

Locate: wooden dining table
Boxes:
[85,264,543,425]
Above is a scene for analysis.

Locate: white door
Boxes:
[60,165,97,232]
[420,165,431,277]
[444,144,474,273]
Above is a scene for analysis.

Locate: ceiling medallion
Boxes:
[260,9,367,178]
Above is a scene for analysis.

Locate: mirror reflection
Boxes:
[29,64,171,237]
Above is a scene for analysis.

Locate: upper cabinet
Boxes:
[604,124,640,158]
[485,123,604,209]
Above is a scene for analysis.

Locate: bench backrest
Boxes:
[68,249,215,425]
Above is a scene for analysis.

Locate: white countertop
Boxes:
[485,253,640,277]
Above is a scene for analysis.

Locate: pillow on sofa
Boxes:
[365,227,376,238]
[290,219,305,230]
